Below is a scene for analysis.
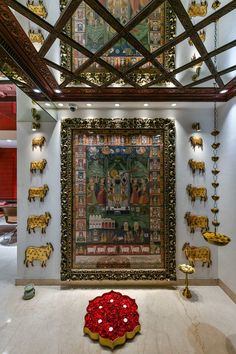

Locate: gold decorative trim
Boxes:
[61,118,176,281]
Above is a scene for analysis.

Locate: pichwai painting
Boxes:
[61,118,176,281]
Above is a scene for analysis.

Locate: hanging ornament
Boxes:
[202,83,231,246]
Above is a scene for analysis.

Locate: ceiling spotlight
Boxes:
[45,103,51,107]
[144,103,149,107]
[171,103,177,107]
[86,103,92,107]
[58,103,64,107]
[54,89,62,93]
[6,139,12,142]
[115,103,120,107]
[33,88,41,93]
[219,89,228,94]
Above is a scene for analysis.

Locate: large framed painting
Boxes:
[60,1,175,86]
[61,118,175,281]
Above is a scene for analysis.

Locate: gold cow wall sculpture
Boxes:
[188,159,205,174]
[182,242,212,267]
[27,212,51,233]
[185,212,209,233]
[30,159,47,173]
[28,184,49,202]
[186,184,207,202]
[32,136,46,150]
[24,242,54,267]
[189,136,203,150]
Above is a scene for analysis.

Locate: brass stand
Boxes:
[182,272,192,298]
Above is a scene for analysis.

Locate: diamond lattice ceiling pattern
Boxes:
[0,0,235,102]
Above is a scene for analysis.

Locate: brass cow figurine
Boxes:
[28,29,44,45]
[186,184,207,202]
[24,242,54,267]
[182,242,212,267]
[185,212,209,233]
[32,136,46,150]
[27,0,48,18]
[30,159,47,173]
[28,184,49,202]
[189,135,203,150]
[188,159,205,174]
[27,212,51,233]
[188,0,208,17]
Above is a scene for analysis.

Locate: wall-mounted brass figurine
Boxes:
[32,136,46,150]
[178,264,195,299]
[189,135,203,150]
[182,242,212,267]
[186,184,207,202]
[185,212,209,233]
[202,231,231,246]
[27,212,51,233]
[24,242,54,267]
[28,29,44,44]
[212,1,221,10]
[188,30,206,46]
[188,1,208,17]
[28,184,49,202]
[30,159,47,173]
[188,159,205,174]
[27,0,48,18]
[191,54,203,81]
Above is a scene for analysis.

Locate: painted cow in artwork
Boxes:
[182,242,212,267]
[24,242,54,267]
[184,212,209,233]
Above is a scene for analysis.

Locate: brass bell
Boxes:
[211,130,220,136]
[212,156,219,162]
[211,142,220,149]
[212,195,220,201]
[212,169,220,175]
[212,182,219,188]
[211,207,219,213]
[212,1,221,10]
[212,220,220,227]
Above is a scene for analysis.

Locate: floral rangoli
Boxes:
[84,290,141,349]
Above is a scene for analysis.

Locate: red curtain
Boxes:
[0,148,17,200]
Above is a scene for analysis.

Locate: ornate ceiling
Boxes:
[0,0,235,102]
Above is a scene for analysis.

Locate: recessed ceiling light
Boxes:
[54,89,62,93]
[115,103,120,107]
[6,139,12,142]
[86,103,92,107]
[33,89,41,93]
[58,103,64,107]
[144,103,149,107]
[45,103,51,107]
[219,89,228,94]
[171,103,177,107]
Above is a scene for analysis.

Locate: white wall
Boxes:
[218,97,236,293]
[17,102,220,280]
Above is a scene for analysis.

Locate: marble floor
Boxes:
[0,245,236,354]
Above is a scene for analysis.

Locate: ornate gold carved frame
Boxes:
[61,118,176,281]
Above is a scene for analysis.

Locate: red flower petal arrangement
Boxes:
[84,290,141,349]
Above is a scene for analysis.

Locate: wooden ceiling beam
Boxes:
[168,0,224,89]
[39,0,83,57]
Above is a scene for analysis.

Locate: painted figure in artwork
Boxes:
[87,177,97,205]
[130,178,140,204]
[139,178,149,204]
[97,178,106,205]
